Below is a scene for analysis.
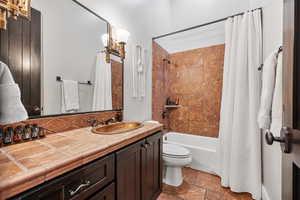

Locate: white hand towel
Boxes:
[270,52,283,137]
[137,45,143,100]
[61,80,80,113]
[140,48,148,98]
[132,45,138,98]
[137,45,143,73]
[257,50,279,129]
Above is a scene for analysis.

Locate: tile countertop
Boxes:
[0,122,163,200]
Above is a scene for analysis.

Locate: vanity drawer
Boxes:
[88,183,115,200]
[13,154,115,200]
[68,154,115,199]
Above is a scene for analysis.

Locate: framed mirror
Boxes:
[0,0,123,118]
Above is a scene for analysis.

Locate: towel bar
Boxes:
[56,76,92,85]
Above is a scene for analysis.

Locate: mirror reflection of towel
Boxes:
[0,62,28,125]
[92,53,112,111]
[61,80,80,113]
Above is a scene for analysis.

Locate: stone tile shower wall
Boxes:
[152,42,224,138]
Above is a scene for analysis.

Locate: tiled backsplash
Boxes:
[0,111,121,134]
[152,41,224,138]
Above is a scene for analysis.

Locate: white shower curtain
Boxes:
[92,53,112,111]
[218,10,262,199]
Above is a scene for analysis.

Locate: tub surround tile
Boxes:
[152,42,224,138]
[0,122,163,200]
[158,168,253,200]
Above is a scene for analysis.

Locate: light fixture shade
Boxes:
[116,28,130,43]
[102,33,109,47]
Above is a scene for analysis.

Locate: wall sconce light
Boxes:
[102,25,130,63]
[0,0,31,30]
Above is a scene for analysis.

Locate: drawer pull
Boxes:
[69,180,91,196]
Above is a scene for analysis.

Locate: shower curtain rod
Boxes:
[152,7,262,40]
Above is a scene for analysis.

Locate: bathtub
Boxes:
[163,132,219,174]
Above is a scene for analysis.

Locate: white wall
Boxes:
[77,0,172,121]
[168,0,250,33]
[156,21,225,54]
[32,0,107,115]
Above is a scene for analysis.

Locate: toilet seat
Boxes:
[163,143,191,159]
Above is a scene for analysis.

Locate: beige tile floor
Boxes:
[158,168,254,200]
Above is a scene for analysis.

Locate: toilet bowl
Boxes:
[163,143,192,187]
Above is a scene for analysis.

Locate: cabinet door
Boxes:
[141,132,163,200]
[116,140,144,200]
[88,183,115,200]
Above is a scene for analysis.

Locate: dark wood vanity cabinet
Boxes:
[88,183,115,200]
[13,155,115,200]
[11,131,163,200]
[140,133,163,200]
[116,132,163,200]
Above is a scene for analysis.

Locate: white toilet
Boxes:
[163,143,192,187]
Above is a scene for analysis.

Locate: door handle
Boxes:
[265,127,293,153]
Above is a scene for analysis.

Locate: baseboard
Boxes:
[262,185,271,200]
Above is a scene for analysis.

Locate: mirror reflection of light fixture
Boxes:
[102,25,130,63]
[101,33,111,63]
[0,0,31,30]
